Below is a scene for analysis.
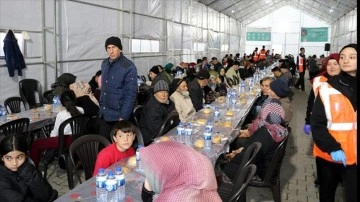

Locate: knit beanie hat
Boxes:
[196,69,210,80]
[171,78,184,93]
[164,63,174,71]
[154,80,169,93]
[149,65,160,75]
[105,36,122,50]
[270,78,290,98]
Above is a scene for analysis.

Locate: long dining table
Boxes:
[55,66,275,202]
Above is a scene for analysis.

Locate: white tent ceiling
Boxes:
[195,0,357,25]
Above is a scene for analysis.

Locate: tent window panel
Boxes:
[131,39,160,53]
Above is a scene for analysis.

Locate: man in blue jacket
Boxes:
[98,36,138,141]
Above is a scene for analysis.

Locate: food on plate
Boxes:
[217,96,226,103]
[223,121,232,128]
[31,108,39,112]
[126,156,137,168]
[194,139,205,148]
[122,166,129,174]
[225,109,234,116]
[203,108,211,114]
[160,136,171,142]
[6,114,18,120]
[240,99,247,106]
[239,93,246,99]
[32,113,40,120]
[250,90,256,96]
[197,119,207,125]
[212,134,221,144]
[44,104,52,111]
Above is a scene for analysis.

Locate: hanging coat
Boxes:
[3,29,26,77]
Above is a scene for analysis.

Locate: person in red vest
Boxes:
[259,45,266,60]
[252,47,259,63]
[294,47,306,91]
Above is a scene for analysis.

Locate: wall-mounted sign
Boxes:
[246,32,271,41]
[301,27,328,42]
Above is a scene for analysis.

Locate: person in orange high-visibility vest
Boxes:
[252,47,259,63]
[294,47,306,91]
[311,44,357,202]
[259,45,266,60]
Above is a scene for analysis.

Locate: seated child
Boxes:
[92,120,136,176]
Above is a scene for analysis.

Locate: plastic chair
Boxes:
[19,79,44,109]
[153,110,180,140]
[42,114,92,185]
[218,164,257,202]
[140,75,146,82]
[69,134,110,189]
[4,96,28,113]
[247,136,289,202]
[132,105,144,127]
[43,90,54,104]
[0,118,31,146]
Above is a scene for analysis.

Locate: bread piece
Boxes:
[225,110,234,116]
[197,119,207,125]
[203,108,211,114]
[217,96,226,103]
[194,139,205,148]
[127,156,137,168]
[160,136,171,142]
[223,121,232,128]
[212,135,221,144]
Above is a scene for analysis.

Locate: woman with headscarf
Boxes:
[222,98,288,181]
[311,44,357,202]
[140,141,222,202]
[303,53,341,135]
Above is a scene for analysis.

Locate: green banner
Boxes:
[246,32,271,41]
[301,27,328,42]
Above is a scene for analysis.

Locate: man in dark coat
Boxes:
[188,69,210,111]
[139,80,175,146]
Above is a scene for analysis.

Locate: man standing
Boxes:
[98,36,138,141]
[295,47,306,91]
[188,69,210,111]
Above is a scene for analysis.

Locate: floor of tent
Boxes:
[46,74,345,202]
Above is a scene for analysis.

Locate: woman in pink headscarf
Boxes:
[140,141,221,202]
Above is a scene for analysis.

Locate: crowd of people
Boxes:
[0,37,356,202]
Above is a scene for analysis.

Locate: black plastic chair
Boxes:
[132,105,144,127]
[43,90,54,104]
[4,96,28,113]
[247,136,289,202]
[153,110,180,140]
[140,75,146,82]
[218,164,257,202]
[19,79,44,109]
[69,134,110,189]
[0,117,29,136]
[42,114,92,185]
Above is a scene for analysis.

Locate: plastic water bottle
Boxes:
[105,171,117,202]
[136,145,144,172]
[204,130,212,150]
[205,120,213,132]
[52,95,61,112]
[96,168,107,202]
[184,123,192,145]
[176,122,184,143]
[114,166,125,200]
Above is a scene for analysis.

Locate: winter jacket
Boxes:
[170,91,196,122]
[99,54,138,121]
[0,159,57,202]
[188,79,204,111]
[139,95,175,145]
[3,30,26,77]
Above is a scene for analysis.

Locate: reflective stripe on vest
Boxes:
[312,76,328,97]
[313,83,357,165]
[259,50,266,60]
[298,57,304,72]
[253,52,259,61]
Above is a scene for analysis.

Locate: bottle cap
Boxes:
[108,171,114,177]
[115,166,122,172]
[98,168,105,173]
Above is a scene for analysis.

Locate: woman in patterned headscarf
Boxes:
[223,98,288,180]
[140,141,222,202]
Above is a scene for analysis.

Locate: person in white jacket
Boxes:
[170,78,196,122]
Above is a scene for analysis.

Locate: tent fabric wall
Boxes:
[0,0,241,106]
[330,8,357,53]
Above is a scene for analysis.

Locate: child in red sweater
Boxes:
[92,120,136,176]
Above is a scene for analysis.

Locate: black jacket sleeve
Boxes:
[305,89,315,124]
[188,81,203,111]
[310,94,342,154]
[17,160,57,202]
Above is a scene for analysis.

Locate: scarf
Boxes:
[69,81,99,106]
[248,98,288,142]
[140,141,221,202]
